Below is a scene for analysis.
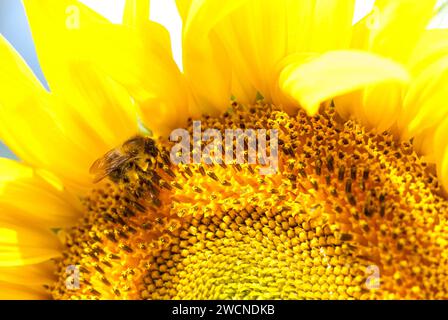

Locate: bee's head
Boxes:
[121,136,144,156]
[144,137,159,157]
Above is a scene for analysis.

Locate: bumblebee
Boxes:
[90,135,158,183]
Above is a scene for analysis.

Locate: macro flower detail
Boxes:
[1,0,448,300]
[51,103,448,299]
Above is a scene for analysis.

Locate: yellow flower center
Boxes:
[50,103,448,300]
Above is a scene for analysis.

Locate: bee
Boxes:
[90,135,158,183]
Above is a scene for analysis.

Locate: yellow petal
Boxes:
[51,6,187,136]
[0,281,50,300]
[183,0,355,107]
[352,6,440,134]
[183,0,250,47]
[25,0,187,136]
[394,29,448,156]
[176,0,191,21]
[360,82,404,132]
[120,22,189,136]
[271,52,318,110]
[0,36,113,192]
[351,15,371,50]
[0,159,81,228]
[215,0,293,104]
[0,222,61,267]
[0,261,55,286]
[412,126,438,159]
[78,22,186,136]
[180,0,250,114]
[364,0,437,63]
[23,0,108,93]
[333,90,365,121]
[307,0,356,53]
[23,0,139,145]
[278,50,410,115]
[434,117,448,191]
[408,29,448,74]
[400,56,448,145]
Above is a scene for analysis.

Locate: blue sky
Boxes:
[0,0,45,159]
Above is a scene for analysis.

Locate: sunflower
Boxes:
[1,0,448,300]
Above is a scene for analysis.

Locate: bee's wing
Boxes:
[89,150,131,183]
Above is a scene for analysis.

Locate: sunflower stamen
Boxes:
[50,103,448,300]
